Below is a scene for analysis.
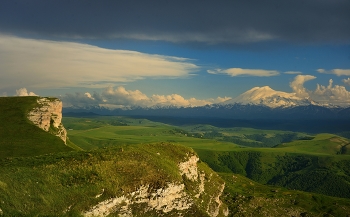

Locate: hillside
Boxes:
[0,97,228,216]
[0,143,228,216]
[196,134,350,199]
[274,133,350,155]
[63,116,350,199]
[1,98,350,216]
[0,96,73,158]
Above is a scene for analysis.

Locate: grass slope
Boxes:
[197,149,350,198]
[64,116,350,199]
[275,133,350,155]
[63,116,239,151]
[0,143,222,216]
[0,97,72,158]
[221,173,350,216]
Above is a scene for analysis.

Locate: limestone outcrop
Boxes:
[82,153,228,217]
[27,97,67,143]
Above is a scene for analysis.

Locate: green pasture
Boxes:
[275,133,350,155]
[64,117,350,158]
[184,125,307,137]
[67,124,240,151]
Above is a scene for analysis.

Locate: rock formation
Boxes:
[82,153,228,217]
[27,97,67,143]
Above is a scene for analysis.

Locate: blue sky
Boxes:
[1,1,350,107]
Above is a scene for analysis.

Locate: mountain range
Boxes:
[63,86,350,120]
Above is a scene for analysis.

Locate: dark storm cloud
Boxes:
[1,0,349,45]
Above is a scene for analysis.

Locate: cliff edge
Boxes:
[27,97,67,143]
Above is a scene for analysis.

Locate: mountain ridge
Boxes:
[62,86,350,120]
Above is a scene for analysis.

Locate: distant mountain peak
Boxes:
[221,86,312,108]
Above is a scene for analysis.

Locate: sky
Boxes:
[1,0,350,107]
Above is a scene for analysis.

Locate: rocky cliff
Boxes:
[27,97,67,143]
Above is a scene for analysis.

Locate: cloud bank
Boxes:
[0,35,199,90]
[62,86,231,108]
[287,75,350,106]
[61,75,350,108]
[208,68,279,77]
[0,1,349,45]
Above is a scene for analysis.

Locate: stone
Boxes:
[27,97,67,143]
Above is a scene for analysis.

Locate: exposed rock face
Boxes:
[178,155,199,181]
[27,97,67,143]
[83,153,228,217]
[84,183,192,217]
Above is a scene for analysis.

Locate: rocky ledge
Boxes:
[27,97,67,143]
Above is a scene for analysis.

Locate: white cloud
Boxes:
[0,35,199,90]
[284,71,302,74]
[317,68,350,76]
[312,79,350,105]
[342,78,350,85]
[15,88,37,96]
[208,68,279,77]
[316,69,326,73]
[61,92,100,107]
[149,94,230,107]
[287,75,350,106]
[289,75,316,98]
[102,86,150,107]
[61,86,231,108]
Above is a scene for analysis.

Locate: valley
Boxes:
[62,116,350,199]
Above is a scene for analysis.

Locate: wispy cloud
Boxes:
[111,29,276,44]
[317,68,350,76]
[284,71,302,75]
[0,35,199,90]
[61,86,231,108]
[207,68,279,77]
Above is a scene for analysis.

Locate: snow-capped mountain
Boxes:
[221,86,315,108]
[63,86,350,120]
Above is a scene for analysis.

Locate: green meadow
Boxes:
[63,116,241,151]
[63,116,350,200]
